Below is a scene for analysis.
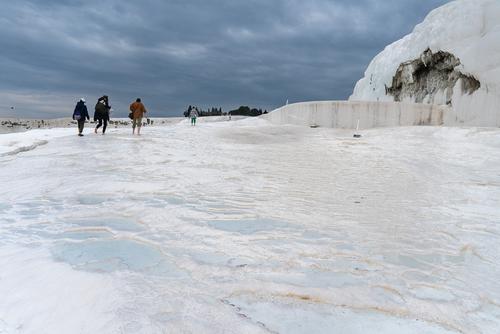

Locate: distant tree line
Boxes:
[183,105,268,117]
[229,106,268,117]
[184,105,223,117]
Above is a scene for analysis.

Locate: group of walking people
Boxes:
[72,96,147,136]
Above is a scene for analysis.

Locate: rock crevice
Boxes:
[386,48,480,105]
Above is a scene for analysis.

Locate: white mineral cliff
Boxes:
[350,0,500,126]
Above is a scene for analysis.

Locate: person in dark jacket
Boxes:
[98,95,110,109]
[94,96,110,134]
[72,98,89,136]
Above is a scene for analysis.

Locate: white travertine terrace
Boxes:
[1,121,499,333]
[262,100,500,129]
[262,101,447,129]
[350,0,500,126]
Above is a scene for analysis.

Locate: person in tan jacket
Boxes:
[129,98,147,135]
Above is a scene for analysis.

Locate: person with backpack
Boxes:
[129,98,147,135]
[189,108,199,126]
[94,96,110,134]
[72,98,89,136]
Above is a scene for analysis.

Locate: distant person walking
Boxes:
[129,98,147,135]
[72,98,89,136]
[94,95,110,134]
[189,108,199,126]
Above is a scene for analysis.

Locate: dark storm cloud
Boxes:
[0,0,451,118]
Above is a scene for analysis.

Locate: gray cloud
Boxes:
[0,0,451,118]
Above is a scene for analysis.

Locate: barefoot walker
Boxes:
[130,98,147,135]
[72,98,89,136]
[94,95,111,135]
[189,108,198,126]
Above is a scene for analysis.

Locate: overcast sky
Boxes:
[0,0,451,118]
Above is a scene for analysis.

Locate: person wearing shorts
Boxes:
[129,98,147,135]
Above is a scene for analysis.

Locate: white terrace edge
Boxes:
[262,101,500,129]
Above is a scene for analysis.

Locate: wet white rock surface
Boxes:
[1,118,499,333]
